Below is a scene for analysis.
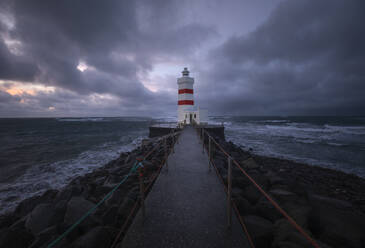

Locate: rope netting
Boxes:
[47,131,180,248]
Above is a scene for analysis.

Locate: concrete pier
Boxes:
[149,124,224,140]
[120,126,248,247]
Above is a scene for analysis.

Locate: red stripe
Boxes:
[178,100,194,105]
[178,89,193,94]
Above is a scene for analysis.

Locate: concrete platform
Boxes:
[119,126,248,248]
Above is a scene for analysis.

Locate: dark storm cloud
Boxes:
[1,0,364,117]
[201,0,365,115]
[0,0,215,116]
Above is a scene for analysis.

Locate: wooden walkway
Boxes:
[119,126,248,248]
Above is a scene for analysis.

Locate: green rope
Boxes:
[48,161,144,248]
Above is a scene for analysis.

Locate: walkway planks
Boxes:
[119,126,248,248]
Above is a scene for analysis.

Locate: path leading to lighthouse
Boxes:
[120,126,248,248]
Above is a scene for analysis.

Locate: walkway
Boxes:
[120,126,248,247]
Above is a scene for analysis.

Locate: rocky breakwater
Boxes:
[0,134,177,248]
[203,131,365,248]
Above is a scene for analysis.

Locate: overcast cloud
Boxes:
[0,0,364,117]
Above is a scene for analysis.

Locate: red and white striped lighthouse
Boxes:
[177,67,195,124]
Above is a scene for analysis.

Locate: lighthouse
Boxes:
[177,68,207,125]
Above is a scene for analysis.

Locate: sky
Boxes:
[0,0,364,117]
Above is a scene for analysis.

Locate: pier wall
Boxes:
[149,125,225,140]
[149,126,181,138]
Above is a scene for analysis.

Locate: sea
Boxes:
[1,116,364,214]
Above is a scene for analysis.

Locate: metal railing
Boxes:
[198,128,320,248]
[110,131,181,247]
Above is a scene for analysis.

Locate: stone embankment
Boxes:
[203,131,365,248]
[0,135,176,248]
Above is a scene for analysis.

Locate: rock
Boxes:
[272,219,313,248]
[0,214,16,229]
[117,197,135,218]
[55,185,83,202]
[9,216,26,230]
[244,215,274,248]
[71,226,117,248]
[104,175,122,187]
[64,197,96,228]
[15,189,58,217]
[28,225,58,248]
[243,185,262,205]
[232,176,250,189]
[232,187,244,198]
[284,232,313,248]
[308,194,365,248]
[242,158,259,169]
[255,196,282,222]
[309,194,353,210]
[269,189,297,203]
[275,241,305,248]
[105,188,127,207]
[25,203,56,235]
[0,227,34,248]
[284,203,311,228]
[102,205,119,226]
[234,196,255,215]
[249,171,270,190]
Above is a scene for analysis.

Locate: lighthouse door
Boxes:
[190,114,192,124]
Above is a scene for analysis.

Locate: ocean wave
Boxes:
[252,120,289,123]
[0,135,145,215]
[57,117,106,122]
[324,124,365,135]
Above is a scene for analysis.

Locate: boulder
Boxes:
[249,171,270,190]
[118,197,136,218]
[55,185,83,203]
[232,176,250,189]
[105,188,127,207]
[234,196,255,215]
[244,215,274,248]
[272,219,313,248]
[28,225,58,248]
[15,189,58,217]
[25,203,56,235]
[0,214,16,229]
[0,227,34,248]
[275,241,306,248]
[269,189,297,203]
[283,203,311,228]
[243,185,262,205]
[71,226,117,248]
[308,194,365,248]
[64,197,96,228]
[255,196,282,222]
[102,205,119,226]
[242,158,259,169]
[266,171,285,186]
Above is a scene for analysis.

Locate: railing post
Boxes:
[212,140,215,158]
[208,136,211,170]
[202,129,205,154]
[227,156,232,229]
[164,137,168,172]
[138,167,145,219]
[172,134,175,154]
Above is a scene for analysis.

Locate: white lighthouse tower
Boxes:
[177,68,207,125]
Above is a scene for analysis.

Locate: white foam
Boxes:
[0,135,146,215]
[57,117,105,122]
[324,124,365,135]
